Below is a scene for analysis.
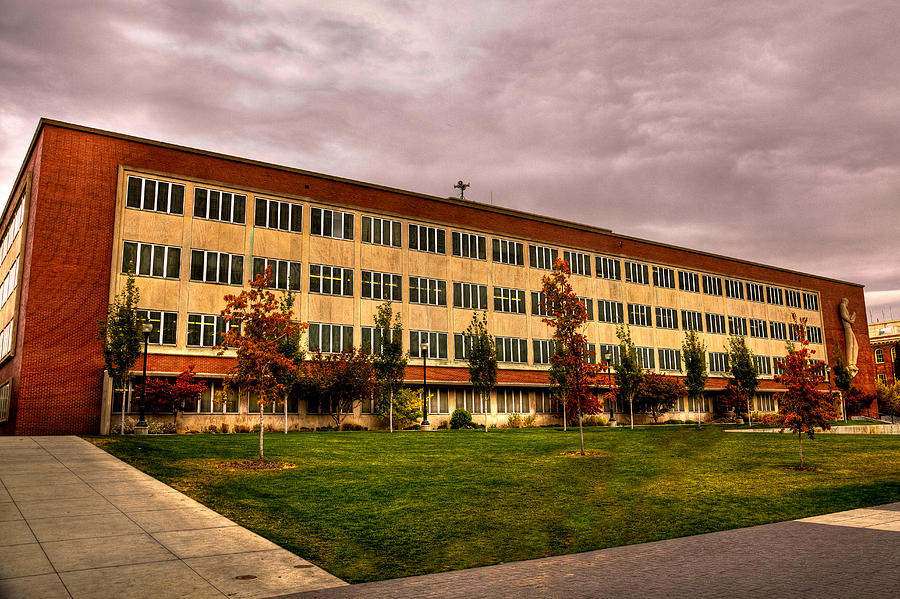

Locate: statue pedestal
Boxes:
[420,424,433,431]
[135,425,149,436]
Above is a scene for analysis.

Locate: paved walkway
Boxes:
[0,436,345,599]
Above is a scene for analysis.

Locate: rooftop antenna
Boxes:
[454,180,470,200]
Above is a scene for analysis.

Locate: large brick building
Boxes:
[0,119,876,434]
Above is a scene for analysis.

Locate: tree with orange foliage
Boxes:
[143,367,208,431]
[540,258,602,455]
[218,267,301,460]
[776,317,836,469]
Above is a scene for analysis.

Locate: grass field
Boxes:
[88,426,900,583]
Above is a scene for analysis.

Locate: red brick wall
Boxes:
[5,122,876,434]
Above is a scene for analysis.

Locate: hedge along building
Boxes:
[0,119,876,435]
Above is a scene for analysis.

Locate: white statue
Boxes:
[839,298,858,378]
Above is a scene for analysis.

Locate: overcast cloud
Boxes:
[1,0,898,320]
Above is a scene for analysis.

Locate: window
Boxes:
[361,270,402,301]
[749,318,768,338]
[194,188,246,224]
[599,344,622,367]
[746,283,764,302]
[624,261,649,285]
[0,320,12,359]
[703,275,723,296]
[756,392,776,412]
[428,388,450,415]
[533,339,555,365]
[530,245,558,270]
[755,355,772,376]
[658,348,681,371]
[254,197,300,232]
[563,250,591,276]
[123,242,181,279]
[496,336,528,363]
[535,390,557,414]
[877,373,888,384]
[126,175,185,215]
[410,276,447,306]
[653,266,675,289]
[452,231,486,260]
[497,389,528,413]
[136,310,177,345]
[0,258,18,307]
[709,352,729,373]
[636,347,655,369]
[531,291,551,317]
[0,381,8,423]
[766,286,784,306]
[681,310,703,332]
[453,333,473,361]
[689,395,708,413]
[785,289,802,309]
[579,297,594,320]
[492,238,524,266]
[807,325,823,344]
[457,388,490,414]
[253,258,301,291]
[628,303,652,327]
[410,331,448,359]
[0,199,25,263]
[187,314,235,348]
[803,292,819,311]
[308,323,353,353]
[789,323,801,342]
[596,256,622,280]
[311,206,354,240]
[189,250,242,285]
[454,282,488,310]
[655,307,678,329]
[728,316,747,336]
[875,348,885,363]
[362,215,401,247]
[361,326,400,355]
[585,343,597,364]
[725,279,744,299]
[774,360,785,376]
[706,313,726,334]
[679,271,699,293]
[493,287,526,314]
[308,264,353,297]
[598,300,624,324]
[770,321,787,341]
[408,224,446,254]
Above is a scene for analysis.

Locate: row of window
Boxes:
[0,320,12,360]
[0,258,18,308]
[0,199,24,265]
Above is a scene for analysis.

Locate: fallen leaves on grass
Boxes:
[559,450,612,458]
[217,460,296,471]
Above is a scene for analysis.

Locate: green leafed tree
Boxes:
[98,273,144,435]
[276,287,308,433]
[464,311,497,432]
[726,335,759,426]
[372,301,408,432]
[682,330,708,428]
[615,324,644,429]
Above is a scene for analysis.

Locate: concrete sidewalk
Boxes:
[0,436,345,599]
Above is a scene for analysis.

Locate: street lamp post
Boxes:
[420,342,429,428]
[137,322,153,434]
[605,353,616,427]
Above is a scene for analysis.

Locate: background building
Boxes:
[869,319,900,386]
[0,120,876,434]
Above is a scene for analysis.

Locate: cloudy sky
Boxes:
[1,1,898,320]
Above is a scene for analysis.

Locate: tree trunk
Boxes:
[629,395,634,430]
[259,408,265,460]
[120,379,127,435]
[747,396,753,428]
[563,400,567,432]
[578,401,585,456]
[389,390,393,433]
[482,391,488,432]
[798,431,803,469]
[284,394,288,434]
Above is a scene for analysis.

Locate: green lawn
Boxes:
[88,426,900,583]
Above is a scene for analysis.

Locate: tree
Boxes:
[635,373,685,423]
[464,311,497,432]
[726,335,758,426]
[274,287,307,434]
[776,318,836,468]
[384,387,422,429]
[98,273,144,435]
[875,379,900,420]
[540,258,601,454]
[615,324,644,429]
[143,367,208,431]
[306,348,376,429]
[682,330,707,428]
[218,268,300,460]
[371,301,407,432]
[832,355,853,422]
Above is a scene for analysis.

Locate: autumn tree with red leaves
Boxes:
[143,367,208,431]
[776,317,836,469]
[540,258,602,455]
[305,347,376,429]
[635,373,685,423]
[218,267,301,460]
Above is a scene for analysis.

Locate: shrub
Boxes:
[234,424,251,434]
[522,414,536,427]
[148,420,176,434]
[316,425,338,431]
[205,424,219,433]
[753,412,785,427]
[582,414,607,427]
[449,408,473,429]
[436,421,448,430]
[404,424,422,431]
[340,422,367,431]
[111,417,137,434]
[507,413,523,428]
[220,423,230,434]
